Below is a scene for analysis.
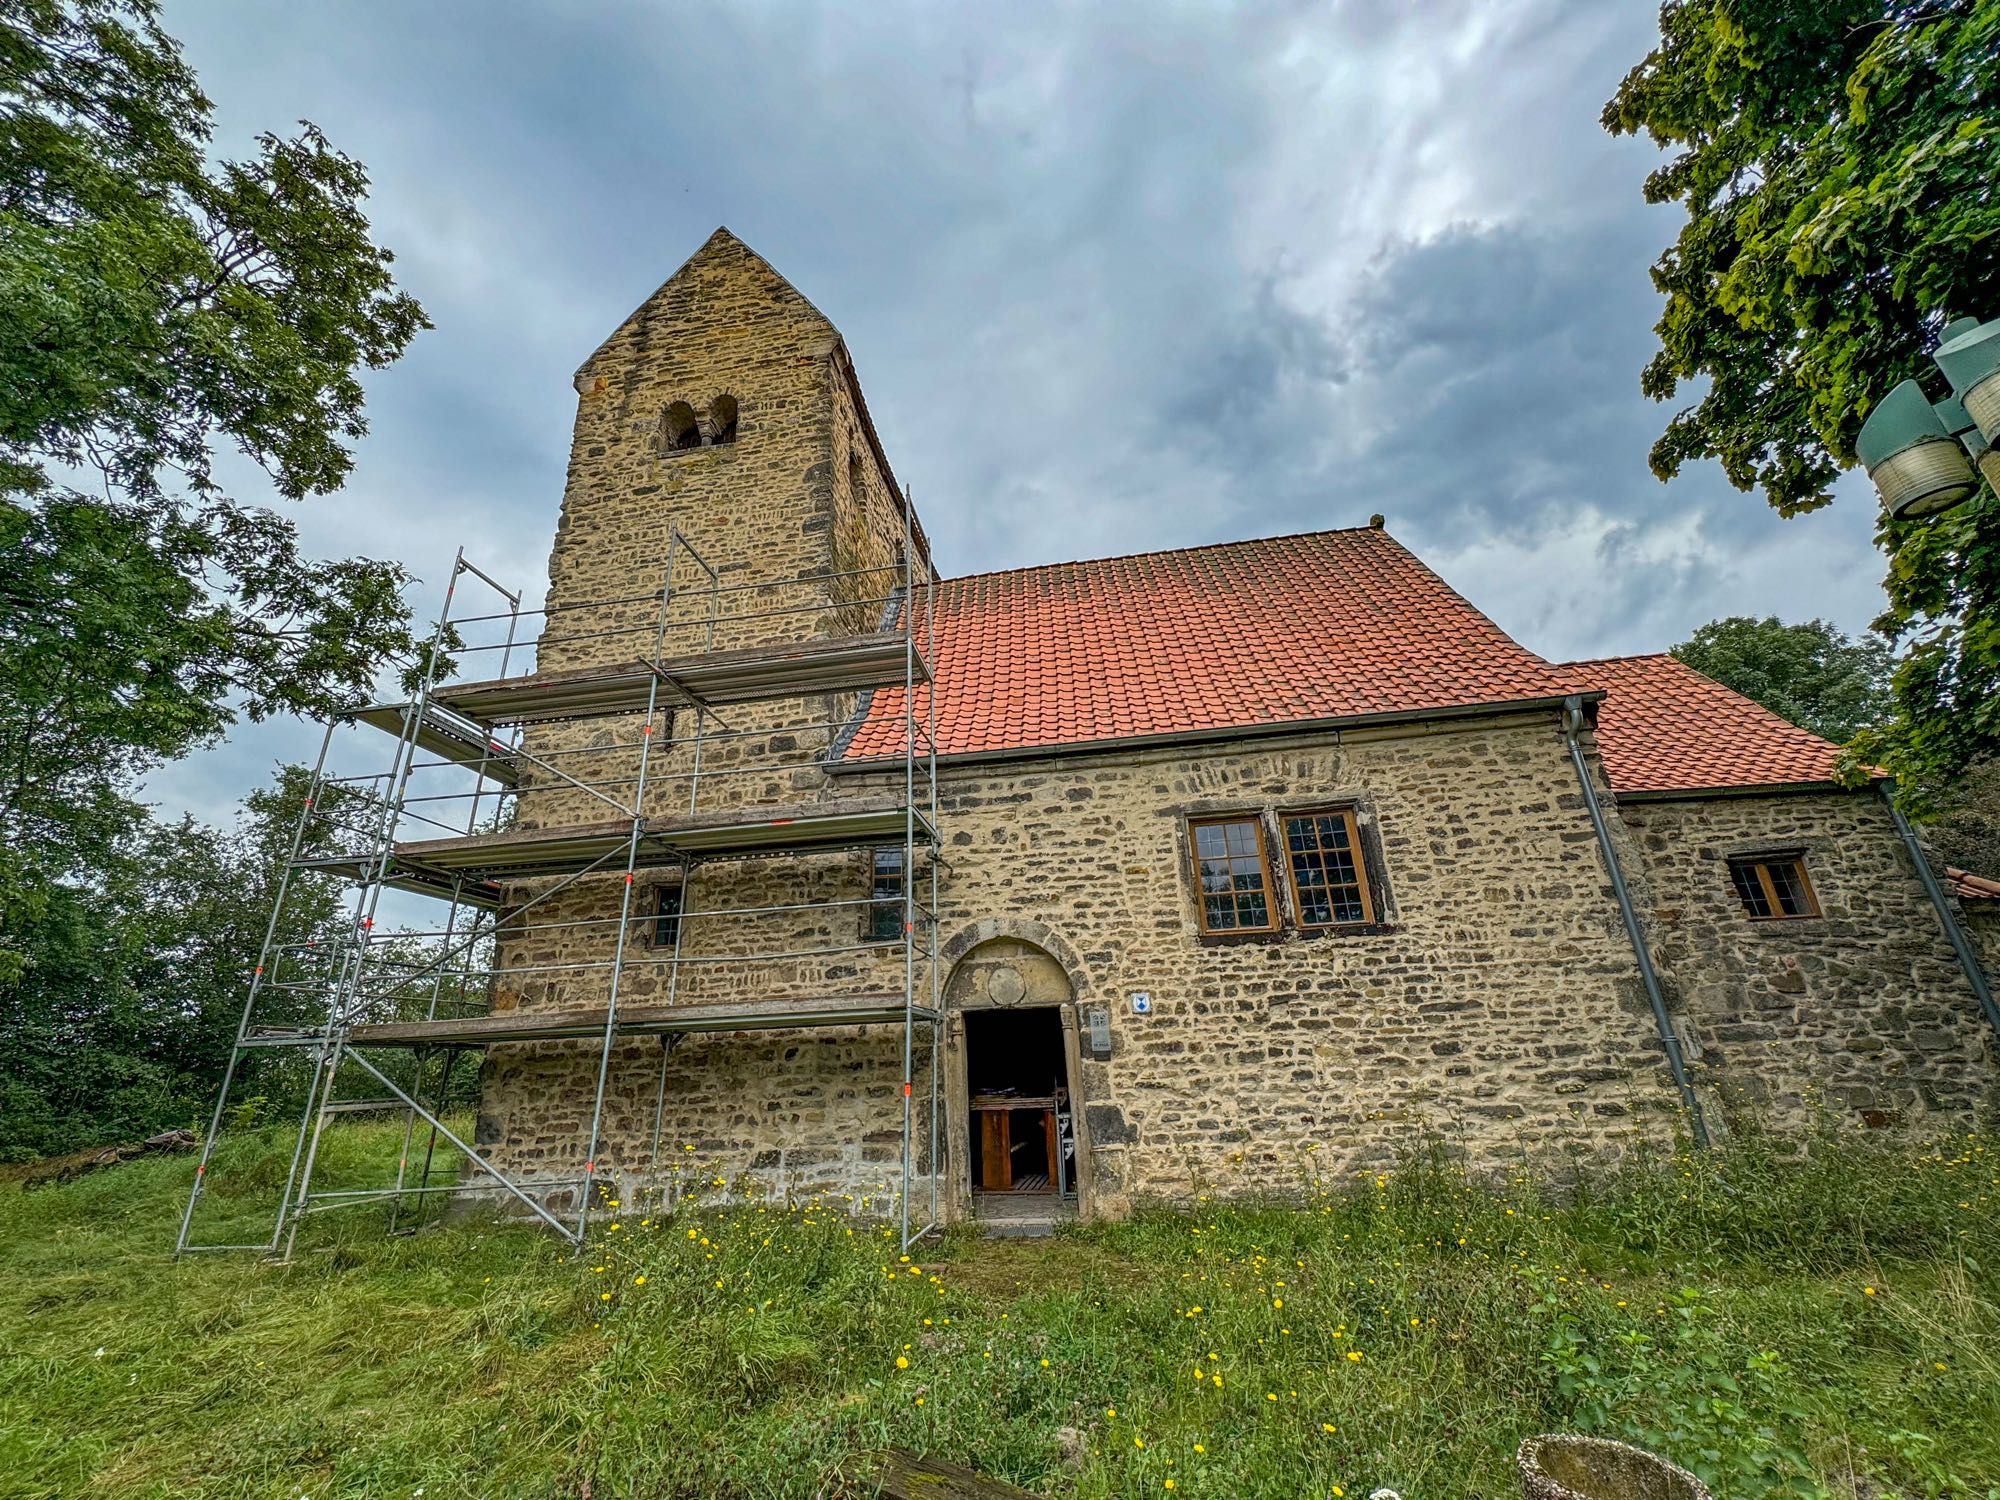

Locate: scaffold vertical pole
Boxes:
[175,717,339,1258]
[647,534,696,1205]
[280,1034,347,1260]
[926,554,942,1227]
[572,548,679,1245]
[899,490,917,1252]
[646,854,694,1193]
[279,548,469,1253]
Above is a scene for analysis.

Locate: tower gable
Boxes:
[573,227,838,392]
[546,229,916,669]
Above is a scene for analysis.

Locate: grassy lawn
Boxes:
[1,1124,1996,1499]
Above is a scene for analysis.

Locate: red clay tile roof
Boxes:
[1947,867,2000,902]
[841,527,1580,760]
[1565,653,1845,796]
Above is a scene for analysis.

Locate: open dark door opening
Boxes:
[965,1006,1076,1223]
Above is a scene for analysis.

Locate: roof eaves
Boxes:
[828,691,1598,774]
[1610,777,1870,804]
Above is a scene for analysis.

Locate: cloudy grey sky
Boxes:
[148,0,1890,826]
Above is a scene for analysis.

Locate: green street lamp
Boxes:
[1857,315,2000,520]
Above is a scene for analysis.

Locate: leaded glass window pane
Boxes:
[1192,817,1274,931]
[1284,810,1372,926]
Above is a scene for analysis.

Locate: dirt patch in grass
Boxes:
[929,1232,1141,1303]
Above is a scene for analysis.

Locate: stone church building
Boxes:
[433,229,1995,1227]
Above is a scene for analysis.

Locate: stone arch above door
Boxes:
[945,936,1077,1012]
[938,918,1093,1004]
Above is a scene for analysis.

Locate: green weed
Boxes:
[0,1126,1994,1498]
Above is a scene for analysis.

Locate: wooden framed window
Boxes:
[1283,809,1376,927]
[1728,855,1820,920]
[1190,817,1277,933]
[867,847,905,942]
[650,884,683,947]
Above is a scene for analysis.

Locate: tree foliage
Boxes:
[1671,615,1894,743]
[1924,757,2000,879]
[0,0,431,932]
[1606,1,2000,807]
[0,768,347,1160]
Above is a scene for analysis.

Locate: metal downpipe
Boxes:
[1879,780,2000,1045]
[1562,697,1710,1148]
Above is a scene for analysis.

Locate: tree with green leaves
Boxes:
[0,768,349,1159]
[1605,1,1999,810]
[1671,616,1894,744]
[0,0,431,965]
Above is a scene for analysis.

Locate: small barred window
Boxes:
[1728,855,1820,919]
[867,847,905,942]
[651,884,684,947]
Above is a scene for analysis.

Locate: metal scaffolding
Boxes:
[176,519,944,1258]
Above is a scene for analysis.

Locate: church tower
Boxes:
[545,227,929,674]
[472,231,944,1219]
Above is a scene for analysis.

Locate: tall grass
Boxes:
[0,1125,1994,1499]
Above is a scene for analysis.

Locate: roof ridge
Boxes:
[933,522,1395,587]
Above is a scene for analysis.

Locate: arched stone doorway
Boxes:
[941,933,1096,1227]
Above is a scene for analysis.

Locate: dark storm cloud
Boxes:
[141,0,1891,826]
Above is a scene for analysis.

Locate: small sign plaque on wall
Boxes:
[1083,1004,1113,1058]
[1129,991,1152,1015]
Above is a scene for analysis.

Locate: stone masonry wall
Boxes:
[471,232,1994,1224]
[481,706,1695,1217]
[1615,791,1999,1131]
[474,232,940,1210]
[1964,904,2000,987]
[481,699,1999,1219]
[832,712,1692,1214]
